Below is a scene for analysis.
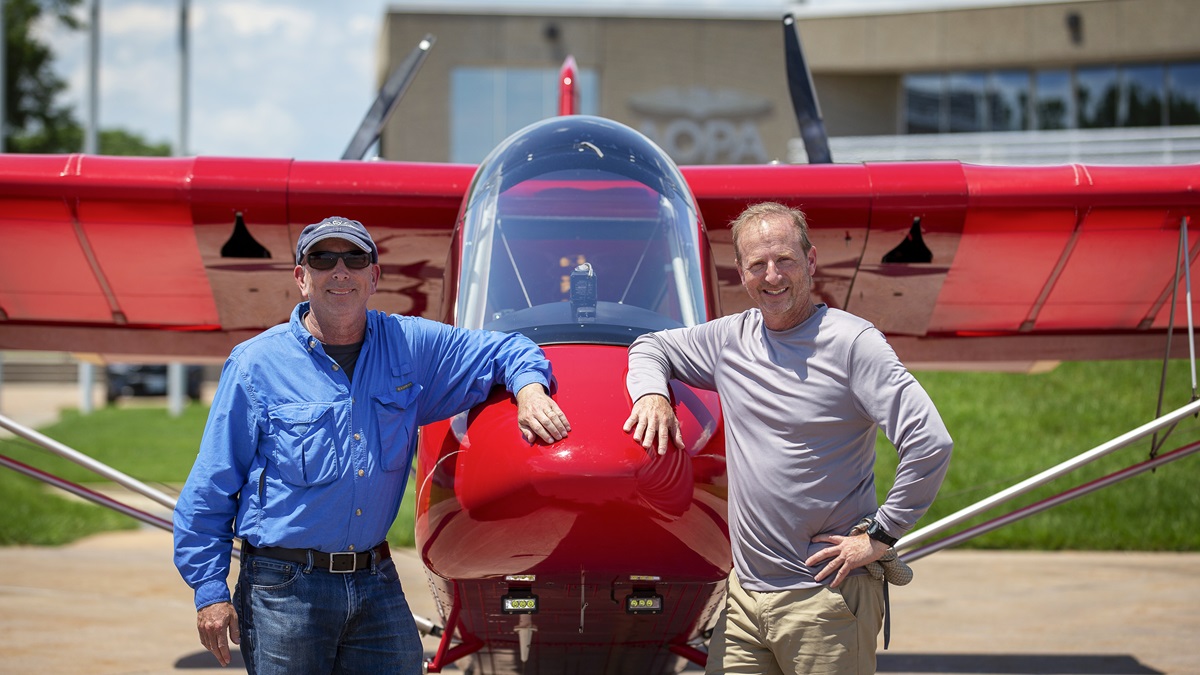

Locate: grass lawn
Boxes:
[880,360,1200,550]
[0,404,418,547]
[2,359,1198,550]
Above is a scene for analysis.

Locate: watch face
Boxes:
[867,521,897,546]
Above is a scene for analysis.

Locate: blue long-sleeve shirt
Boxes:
[173,302,554,610]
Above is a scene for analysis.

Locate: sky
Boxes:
[36,0,1036,161]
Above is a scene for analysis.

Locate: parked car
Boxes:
[105,364,204,404]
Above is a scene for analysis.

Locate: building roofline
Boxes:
[382,2,790,21]
[789,0,1098,19]
[382,0,1099,21]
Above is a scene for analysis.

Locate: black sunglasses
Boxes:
[305,250,373,271]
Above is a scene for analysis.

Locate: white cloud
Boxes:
[183,3,380,158]
[35,0,388,158]
[198,97,303,157]
[209,2,318,39]
[35,0,1022,159]
[103,2,175,37]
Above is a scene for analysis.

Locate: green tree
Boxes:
[4,0,83,152]
[4,0,170,155]
[99,127,170,156]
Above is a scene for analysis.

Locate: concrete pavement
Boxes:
[1,382,1198,674]
[1,528,1196,674]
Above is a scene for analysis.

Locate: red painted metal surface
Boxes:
[0,154,472,357]
[3,154,1196,364]
[2,135,1198,675]
[416,345,727,673]
[558,55,579,116]
[684,161,1200,363]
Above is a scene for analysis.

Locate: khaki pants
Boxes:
[705,571,884,675]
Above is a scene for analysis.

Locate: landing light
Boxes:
[624,591,663,615]
[501,592,539,614]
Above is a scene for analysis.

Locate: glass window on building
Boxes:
[1033,69,1073,130]
[987,70,1031,131]
[1167,61,1200,125]
[1075,66,1120,128]
[946,72,986,132]
[450,67,599,163]
[1124,64,1165,127]
[903,61,1199,134]
[904,73,943,134]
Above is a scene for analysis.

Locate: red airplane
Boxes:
[2,17,1199,675]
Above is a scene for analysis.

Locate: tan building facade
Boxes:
[377,0,1200,165]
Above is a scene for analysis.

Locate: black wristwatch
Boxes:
[864,518,898,547]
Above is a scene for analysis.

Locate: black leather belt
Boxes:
[242,541,391,573]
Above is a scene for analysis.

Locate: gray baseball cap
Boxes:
[295,216,378,264]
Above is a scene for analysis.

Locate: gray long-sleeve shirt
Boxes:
[627,304,953,591]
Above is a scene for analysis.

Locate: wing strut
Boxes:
[0,453,175,532]
[901,439,1200,563]
[782,14,831,164]
[342,34,436,160]
[0,411,446,635]
[1152,216,1199,459]
[898,396,1200,551]
[0,412,177,509]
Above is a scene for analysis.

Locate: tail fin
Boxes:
[558,55,579,116]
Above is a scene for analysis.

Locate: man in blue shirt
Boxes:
[174,216,571,673]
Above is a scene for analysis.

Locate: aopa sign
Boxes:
[630,86,772,165]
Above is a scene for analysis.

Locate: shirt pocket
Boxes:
[372,382,421,472]
[267,402,340,486]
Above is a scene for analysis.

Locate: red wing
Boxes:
[4,155,1198,366]
[685,162,1200,366]
[0,154,474,359]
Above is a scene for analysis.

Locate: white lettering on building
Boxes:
[629,87,772,165]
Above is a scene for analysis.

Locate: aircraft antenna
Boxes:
[342,34,435,160]
[782,14,831,164]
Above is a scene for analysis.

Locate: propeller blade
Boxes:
[342,34,436,160]
[782,14,832,164]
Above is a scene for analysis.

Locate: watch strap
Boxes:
[865,518,898,547]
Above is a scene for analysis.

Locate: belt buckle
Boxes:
[329,551,357,573]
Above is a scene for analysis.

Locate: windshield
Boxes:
[455,116,707,345]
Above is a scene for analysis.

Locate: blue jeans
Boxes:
[234,551,423,674]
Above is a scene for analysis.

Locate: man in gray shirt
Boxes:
[624,201,952,674]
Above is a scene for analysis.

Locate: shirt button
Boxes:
[357,469,364,477]
[354,433,361,441]
[332,364,340,371]
[348,544,355,551]
[356,509,362,516]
